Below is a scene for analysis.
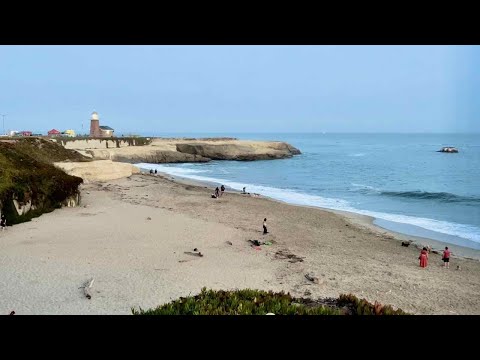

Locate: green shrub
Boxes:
[337,293,408,315]
[132,288,341,315]
[131,288,409,315]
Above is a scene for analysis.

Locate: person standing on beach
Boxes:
[215,187,220,198]
[263,218,268,234]
[419,247,428,268]
[442,247,451,268]
[220,185,225,197]
[1,214,6,231]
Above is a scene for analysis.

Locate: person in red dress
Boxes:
[419,247,429,268]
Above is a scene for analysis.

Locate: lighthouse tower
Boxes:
[89,111,100,137]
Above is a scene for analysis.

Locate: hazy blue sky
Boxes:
[0,45,478,134]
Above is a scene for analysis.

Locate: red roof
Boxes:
[48,129,61,134]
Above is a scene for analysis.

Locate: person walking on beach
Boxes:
[263,218,268,234]
[1,214,6,231]
[215,187,220,198]
[220,185,225,197]
[419,247,429,268]
[442,246,451,269]
[242,187,246,194]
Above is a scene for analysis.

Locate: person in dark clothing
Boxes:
[1,214,6,231]
[263,218,268,234]
[154,169,157,174]
[215,187,220,198]
[149,169,153,174]
[220,185,225,197]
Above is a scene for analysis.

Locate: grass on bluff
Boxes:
[131,288,409,315]
[14,137,91,163]
[0,138,84,224]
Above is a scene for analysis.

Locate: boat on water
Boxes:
[438,146,459,153]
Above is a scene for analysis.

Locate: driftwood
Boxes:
[83,278,95,300]
[184,251,203,257]
[305,273,320,284]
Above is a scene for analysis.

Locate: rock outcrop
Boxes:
[54,160,141,183]
[438,147,458,153]
[176,142,301,161]
[66,138,301,163]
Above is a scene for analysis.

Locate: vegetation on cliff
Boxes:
[0,138,84,225]
[131,288,408,315]
[15,138,91,163]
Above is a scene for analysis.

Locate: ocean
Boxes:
[136,133,480,250]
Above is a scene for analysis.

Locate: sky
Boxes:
[0,45,478,134]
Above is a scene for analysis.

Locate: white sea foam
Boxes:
[356,210,480,243]
[136,163,210,175]
[136,163,480,244]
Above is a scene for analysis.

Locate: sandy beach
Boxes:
[1,173,479,315]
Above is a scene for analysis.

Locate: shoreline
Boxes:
[138,168,480,262]
[1,172,479,314]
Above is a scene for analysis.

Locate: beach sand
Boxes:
[1,173,479,315]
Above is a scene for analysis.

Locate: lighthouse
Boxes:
[89,111,100,137]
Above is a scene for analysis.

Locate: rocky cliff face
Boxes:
[85,149,211,163]
[175,142,301,161]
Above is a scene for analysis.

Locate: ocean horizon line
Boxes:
[9,131,479,136]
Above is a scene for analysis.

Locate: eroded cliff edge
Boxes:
[0,138,85,225]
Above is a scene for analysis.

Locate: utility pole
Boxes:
[1,114,5,135]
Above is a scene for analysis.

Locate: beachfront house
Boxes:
[99,126,114,137]
[20,131,32,136]
[48,129,61,137]
[63,129,76,137]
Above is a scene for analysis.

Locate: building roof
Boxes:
[48,129,61,134]
[99,126,114,131]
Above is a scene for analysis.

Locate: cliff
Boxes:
[175,141,301,161]
[0,138,85,225]
[65,138,301,163]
